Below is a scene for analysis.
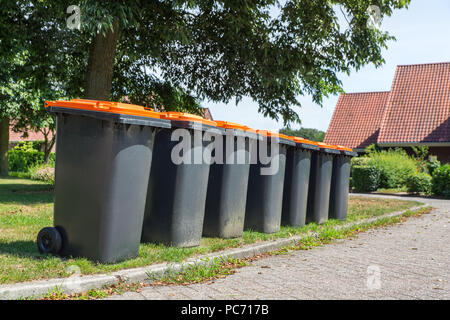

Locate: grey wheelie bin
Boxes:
[306,143,341,224]
[329,145,358,221]
[244,131,295,233]
[281,137,319,227]
[141,112,223,247]
[203,121,259,238]
[37,99,170,263]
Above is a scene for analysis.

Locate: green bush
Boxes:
[8,142,55,172]
[8,142,45,172]
[48,153,56,166]
[28,164,55,184]
[432,164,450,197]
[351,165,380,192]
[426,156,441,175]
[367,149,418,189]
[351,156,370,167]
[406,172,432,195]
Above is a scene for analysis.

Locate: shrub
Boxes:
[8,142,45,172]
[364,143,381,154]
[351,165,380,192]
[426,156,441,175]
[28,164,55,184]
[367,149,418,189]
[351,156,370,167]
[432,164,450,197]
[8,142,55,173]
[406,172,432,195]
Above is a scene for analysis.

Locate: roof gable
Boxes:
[323,91,390,149]
[378,62,450,143]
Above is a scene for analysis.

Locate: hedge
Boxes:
[8,142,55,172]
[406,172,432,195]
[351,165,380,192]
[432,164,450,197]
[368,150,418,189]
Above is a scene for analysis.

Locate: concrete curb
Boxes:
[0,202,427,300]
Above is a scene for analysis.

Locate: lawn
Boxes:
[0,177,422,285]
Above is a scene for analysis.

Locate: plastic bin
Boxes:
[203,121,259,238]
[281,137,319,227]
[244,131,295,233]
[37,99,170,263]
[306,143,341,224]
[141,112,223,247]
[329,145,358,220]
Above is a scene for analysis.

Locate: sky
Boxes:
[202,0,450,133]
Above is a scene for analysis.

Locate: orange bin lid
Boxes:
[312,142,339,150]
[292,136,316,144]
[45,99,162,119]
[158,111,217,126]
[256,130,295,141]
[335,145,354,152]
[215,121,257,133]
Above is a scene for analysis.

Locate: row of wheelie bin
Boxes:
[37,99,357,263]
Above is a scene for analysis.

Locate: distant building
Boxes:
[9,127,53,150]
[201,108,213,121]
[324,62,450,163]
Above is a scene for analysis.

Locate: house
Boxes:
[324,62,450,163]
[202,108,213,121]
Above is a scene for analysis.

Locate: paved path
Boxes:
[106,195,450,300]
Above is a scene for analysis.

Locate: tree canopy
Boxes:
[0,0,411,174]
[3,0,411,122]
[280,127,326,142]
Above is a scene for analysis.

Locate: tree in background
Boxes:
[280,127,325,142]
[0,0,411,175]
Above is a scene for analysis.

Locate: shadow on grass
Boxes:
[0,182,54,205]
[0,240,51,260]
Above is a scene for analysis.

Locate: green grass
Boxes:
[374,187,408,194]
[148,257,248,285]
[0,176,423,285]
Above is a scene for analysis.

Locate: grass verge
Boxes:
[0,176,423,285]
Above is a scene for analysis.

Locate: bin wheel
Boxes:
[37,227,62,254]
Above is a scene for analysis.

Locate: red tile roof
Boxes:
[323,91,390,149]
[324,62,450,149]
[201,108,213,121]
[378,62,450,143]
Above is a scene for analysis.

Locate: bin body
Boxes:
[329,151,356,220]
[142,119,222,247]
[306,149,337,224]
[203,127,257,238]
[48,103,169,263]
[281,143,317,227]
[244,134,294,233]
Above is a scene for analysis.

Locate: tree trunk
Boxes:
[0,117,9,176]
[84,20,120,101]
[42,129,56,164]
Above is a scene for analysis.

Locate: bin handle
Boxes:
[95,101,111,110]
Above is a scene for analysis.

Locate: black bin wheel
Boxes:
[37,227,62,254]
